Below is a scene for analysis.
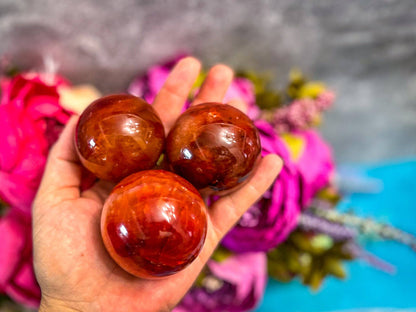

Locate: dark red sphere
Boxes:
[166,102,261,192]
[75,94,165,182]
[101,170,208,279]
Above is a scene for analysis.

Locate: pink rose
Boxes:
[0,73,71,215]
[0,72,72,308]
[0,209,40,308]
[174,252,267,312]
[283,130,335,209]
[222,120,301,252]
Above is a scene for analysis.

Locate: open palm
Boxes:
[33,57,282,312]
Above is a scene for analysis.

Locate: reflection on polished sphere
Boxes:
[166,102,261,192]
[101,170,208,279]
[75,94,165,181]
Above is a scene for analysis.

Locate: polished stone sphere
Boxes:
[166,102,261,192]
[101,170,208,279]
[75,94,165,182]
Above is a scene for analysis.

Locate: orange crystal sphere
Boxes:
[75,94,165,182]
[101,170,208,279]
[166,103,261,192]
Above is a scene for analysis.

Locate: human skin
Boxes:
[32,57,282,312]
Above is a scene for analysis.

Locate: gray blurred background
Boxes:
[1,0,415,163]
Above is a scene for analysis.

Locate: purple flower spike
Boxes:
[298,212,358,241]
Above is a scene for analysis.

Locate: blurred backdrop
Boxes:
[1,1,416,312]
[1,0,416,164]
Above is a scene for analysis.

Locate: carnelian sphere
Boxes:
[166,103,261,191]
[75,94,165,182]
[101,170,208,279]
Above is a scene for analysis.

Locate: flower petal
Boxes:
[4,261,41,308]
[0,210,28,289]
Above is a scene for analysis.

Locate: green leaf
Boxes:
[194,269,208,288]
[306,269,325,291]
[286,68,307,99]
[289,68,307,86]
[315,187,342,205]
[237,70,272,95]
[256,90,282,110]
[211,246,233,262]
[324,257,346,279]
[192,70,207,91]
[268,262,294,283]
[310,234,334,253]
[0,200,8,217]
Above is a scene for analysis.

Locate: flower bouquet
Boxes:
[0,56,415,311]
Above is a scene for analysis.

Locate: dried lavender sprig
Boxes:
[309,206,416,251]
[344,242,396,274]
[298,212,358,241]
[310,198,336,210]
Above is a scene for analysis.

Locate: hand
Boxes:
[33,57,282,312]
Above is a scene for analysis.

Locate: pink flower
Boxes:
[274,99,317,132]
[128,55,187,105]
[128,65,169,104]
[221,128,333,252]
[315,90,335,110]
[0,72,71,308]
[290,130,335,208]
[272,90,335,133]
[174,252,267,312]
[0,209,41,308]
[0,73,71,215]
[128,56,259,119]
[223,77,260,120]
[222,120,301,252]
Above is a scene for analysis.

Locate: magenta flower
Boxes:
[174,252,267,312]
[0,72,72,308]
[128,64,168,104]
[128,56,260,119]
[222,120,301,252]
[223,77,260,120]
[291,130,334,209]
[128,55,187,104]
[0,209,41,308]
[0,73,71,215]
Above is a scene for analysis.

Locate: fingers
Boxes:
[227,98,248,115]
[34,116,81,208]
[152,57,201,132]
[208,154,283,241]
[192,64,234,106]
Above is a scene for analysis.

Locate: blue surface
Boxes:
[256,160,416,312]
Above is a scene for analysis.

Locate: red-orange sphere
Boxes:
[101,170,208,279]
[75,94,165,182]
[166,103,261,192]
